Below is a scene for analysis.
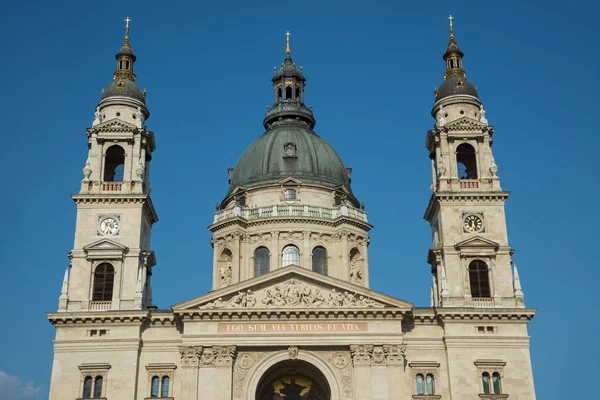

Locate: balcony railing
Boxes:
[89,301,112,311]
[214,204,368,224]
[459,179,479,189]
[102,182,122,191]
[471,297,494,308]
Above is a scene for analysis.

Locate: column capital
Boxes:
[350,344,373,365]
[179,345,203,367]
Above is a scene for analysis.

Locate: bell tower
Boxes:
[424,16,524,308]
[58,19,158,312]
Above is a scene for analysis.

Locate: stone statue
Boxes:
[479,105,488,125]
[92,107,101,127]
[489,155,498,177]
[135,158,145,181]
[135,106,144,129]
[350,259,362,282]
[436,105,447,127]
[219,261,232,286]
[82,159,92,180]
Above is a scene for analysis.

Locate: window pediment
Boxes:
[83,239,128,260]
[455,236,499,255]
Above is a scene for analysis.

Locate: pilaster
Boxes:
[350,344,373,400]
[179,346,202,400]
[214,346,236,400]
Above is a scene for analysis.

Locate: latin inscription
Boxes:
[218,322,367,333]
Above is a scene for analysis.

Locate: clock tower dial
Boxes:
[463,214,483,233]
[99,216,120,236]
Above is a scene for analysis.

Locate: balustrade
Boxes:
[213,203,367,223]
[471,297,494,307]
[89,301,112,311]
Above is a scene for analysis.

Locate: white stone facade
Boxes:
[47,28,536,400]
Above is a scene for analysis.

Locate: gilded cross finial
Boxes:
[123,16,132,44]
[447,15,454,33]
[285,31,291,54]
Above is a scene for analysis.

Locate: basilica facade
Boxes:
[47,19,536,400]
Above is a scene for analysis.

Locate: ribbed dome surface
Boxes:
[228,124,350,194]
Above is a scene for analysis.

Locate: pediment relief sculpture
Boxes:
[199,278,384,309]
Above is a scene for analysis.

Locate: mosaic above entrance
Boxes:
[258,375,328,400]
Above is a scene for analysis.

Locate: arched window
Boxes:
[492,372,501,394]
[93,376,103,398]
[295,87,301,101]
[416,374,424,395]
[469,260,491,298]
[277,88,282,102]
[92,263,115,301]
[282,245,300,267]
[285,86,292,100]
[312,246,328,275]
[254,247,270,277]
[151,376,159,397]
[482,372,491,394]
[104,145,125,182]
[82,376,93,399]
[426,374,435,395]
[456,143,477,179]
[161,376,170,397]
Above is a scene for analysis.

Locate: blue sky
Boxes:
[0,0,598,399]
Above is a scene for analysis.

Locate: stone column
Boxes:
[384,345,406,400]
[214,346,236,400]
[350,345,373,400]
[179,346,202,400]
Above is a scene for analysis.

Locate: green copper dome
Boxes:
[101,78,146,103]
[228,122,351,194]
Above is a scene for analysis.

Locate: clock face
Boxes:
[463,214,483,233]
[99,217,120,236]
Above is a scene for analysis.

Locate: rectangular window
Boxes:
[284,189,297,200]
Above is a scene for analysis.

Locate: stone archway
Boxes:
[245,350,341,400]
[256,360,330,400]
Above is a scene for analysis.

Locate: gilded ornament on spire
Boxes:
[285,31,291,54]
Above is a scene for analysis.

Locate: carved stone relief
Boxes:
[322,350,353,398]
[200,279,384,309]
[179,346,203,367]
[233,351,269,399]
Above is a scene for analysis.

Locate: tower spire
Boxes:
[264,33,315,129]
[113,16,137,81]
[443,15,466,80]
[285,31,291,55]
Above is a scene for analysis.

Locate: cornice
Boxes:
[424,191,510,221]
[176,307,407,322]
[71,194,158,224]
[209,215,373,233]
[435,307,536,322]
[47,310,149,325]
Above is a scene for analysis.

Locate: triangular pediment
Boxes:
[83,238,128,251]
[93,118,137,130]
[444,116,487,131]
[173,266,412,311]
[229,186,248,196]
[455,236,500,250]
[278,177,303,185]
